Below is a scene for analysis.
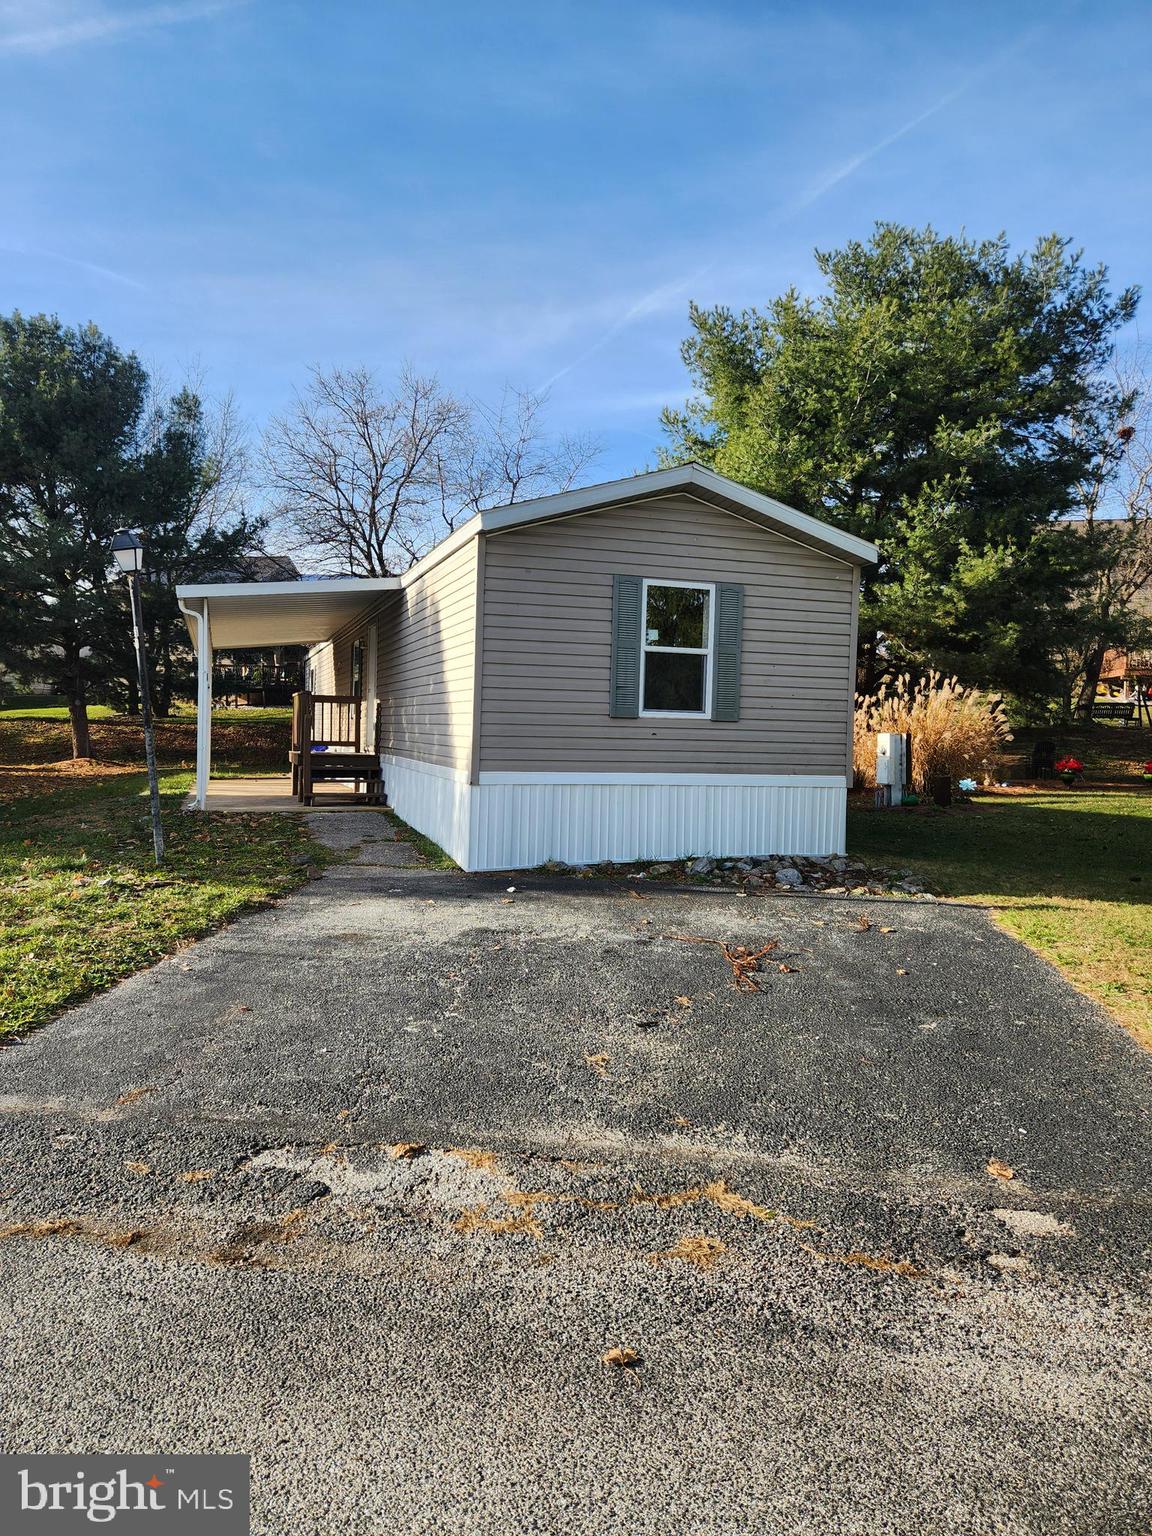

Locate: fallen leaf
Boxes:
[667,934,780,991]
[777,963,798,974]
[986,1158,1015,1180]
[896,968,909,976]
[584,1052,611,1079]
[601,1345,640,1368]
[235,1004,252,1013]
[856,914,873,931]
[673,996,693,1008]
[336,1108,353,1121]
[123,1161,152,1176]
[389,1142,427,1160]
[179,1169,215,1183]
[879,926,896,933]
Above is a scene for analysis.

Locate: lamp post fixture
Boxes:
[110,529,165,865]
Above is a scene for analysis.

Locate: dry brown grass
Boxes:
[854,672,1013,794]
[655,1235,728,1270]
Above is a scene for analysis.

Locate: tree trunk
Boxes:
[1075,644,1108,718]
[856,631,881,695]
[155,635,172,717]
[67,689,91,759]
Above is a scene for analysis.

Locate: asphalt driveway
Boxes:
[1,820,1150,1535]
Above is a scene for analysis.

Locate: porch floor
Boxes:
[187,776,389,814]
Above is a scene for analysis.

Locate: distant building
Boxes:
[202,553,300,583]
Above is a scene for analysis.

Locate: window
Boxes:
[640,580,713,715]
[350,639,365,697]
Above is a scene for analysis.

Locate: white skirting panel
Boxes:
[381,755,846,873]
[379,754,471,867]
[468,780,845,871]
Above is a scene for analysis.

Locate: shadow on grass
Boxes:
[848,794,1152,905]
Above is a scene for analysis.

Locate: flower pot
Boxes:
[1060,773,1075,786]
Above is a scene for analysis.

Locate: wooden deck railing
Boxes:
[290,692,384,804]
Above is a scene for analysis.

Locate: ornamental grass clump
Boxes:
[853,673,1012,795]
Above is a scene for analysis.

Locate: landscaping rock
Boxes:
[775,868,805,888]
[686,857,716,876]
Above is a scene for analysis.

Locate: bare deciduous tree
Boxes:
[262,366,599,575]
[1064,352,1152,715]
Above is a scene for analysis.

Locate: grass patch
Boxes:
[0,772,326,1036]
[0,709,292,778]
[0,705,119,721]
[848,786,1152,1047]
[383,808,456,869]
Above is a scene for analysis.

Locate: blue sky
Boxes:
[1,0,1149,484]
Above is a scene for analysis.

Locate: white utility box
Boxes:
[875,732,910,806]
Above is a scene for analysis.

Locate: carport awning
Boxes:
[176,577,399,648]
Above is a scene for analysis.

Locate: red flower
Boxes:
[1055,757,1083,773]
[1143,761,1152,774]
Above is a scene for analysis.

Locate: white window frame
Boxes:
[639,577,716,718]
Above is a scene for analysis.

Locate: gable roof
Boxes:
[476,464,879,565]
[177,465,877,648]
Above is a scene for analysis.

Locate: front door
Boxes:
[363,624,379,753]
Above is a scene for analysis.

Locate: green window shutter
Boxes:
[711,583,744,721]
[610,574,643,717]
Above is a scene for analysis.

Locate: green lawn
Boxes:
[0,709,292,780]
[0,704,119,720]
[0,772,324,1036]
[848,786,1152,1048]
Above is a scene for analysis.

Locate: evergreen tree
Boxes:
[662,225,1138,697]
[0,313,262,753]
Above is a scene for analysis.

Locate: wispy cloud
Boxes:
[0,242,147,290]
[0,0,246,56]
[537,269,708,392]
[782,30,1039,217]
[543,25,1042,391]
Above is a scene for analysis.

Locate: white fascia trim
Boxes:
[175,575,400,600]
[398,515,482,588]
[477,464,879,565]
[477,771,848,787]
[380,752,470,785]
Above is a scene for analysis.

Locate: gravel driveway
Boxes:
[1,817,1149,1536]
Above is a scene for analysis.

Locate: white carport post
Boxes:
[178,596,213,809]
[195,599,213,808]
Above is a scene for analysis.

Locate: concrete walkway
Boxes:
[1,836,1150,1535]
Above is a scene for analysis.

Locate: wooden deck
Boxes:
[186,777,389,814]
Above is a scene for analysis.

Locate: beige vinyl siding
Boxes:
[376,540,479,772]
[478,495,855,776]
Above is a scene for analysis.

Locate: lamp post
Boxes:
[110,529,165,865]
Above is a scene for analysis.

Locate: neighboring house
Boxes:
[1101,558,1152,690]
[0,666,55,700]
[177,465,877,871]
[200,553,301,584]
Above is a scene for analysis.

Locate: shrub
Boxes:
[853,673,1013,794]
